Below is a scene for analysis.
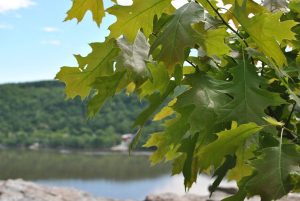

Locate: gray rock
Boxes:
[145,192,300,201]
[1,179,299,201]
[0,179,122,201]
[145,193,207,201]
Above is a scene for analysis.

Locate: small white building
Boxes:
[111,133,134,152]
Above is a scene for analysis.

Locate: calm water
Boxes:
[0,150,233,200]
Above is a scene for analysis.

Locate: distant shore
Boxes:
[0,145,153,156]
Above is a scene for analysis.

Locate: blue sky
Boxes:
[0,0,186,84]
[0,0,116,84]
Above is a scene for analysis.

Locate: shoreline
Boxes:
[0,179,299,201]
[0,146,153,156]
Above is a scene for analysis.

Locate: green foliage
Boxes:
[197,122,262,170]
[218,59,285,124]
[0,81,160,149]
[65,0,105,26]
[107,0,174,42]
[150,1,204,69]
[55,39,120,99]
[246,144,300,200]
[58,0,300,200]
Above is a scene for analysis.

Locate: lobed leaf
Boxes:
[107,0,175,42]
[56,39,119,99]
[233,0,297,66]
[116,31,150,75]
[150,2,205,70]
[65,0,105,26]
[217,59,285,124]
[197,123,262,170]
[246,144,300,200]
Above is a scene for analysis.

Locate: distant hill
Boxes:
[0,81,160,149]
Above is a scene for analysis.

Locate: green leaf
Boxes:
[197,123,262,170]
[263,116,285,127]
[178,133,200,189]
[87,71,126,116]
[139,62,170,97]
[204,28,231,58]
[56,39,119,99]
[222,177,250,201]
[297,53,300,67]
[116,31,150,75]
[107,0,175,42]
[223,0,266,14]
[223,0,267,27]
[174,73,229,136]
[233,1,297,66]
[150,2,205,69]
[149,73,230,178]
[291,173,300,192]
[134,81,176,128]
[218,59,285,124]
[209,155,236,196]
[144,106,194,164]
[153,98,176,121]
[129,127,143,152]
[149,74,230,182]
[197,0,218,16]
[65,0,104,26]
[227,145,255,181]
[245,144,300,201]
[143,132,171,164]
[290,0,300,13]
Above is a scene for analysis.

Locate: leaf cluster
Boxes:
[57,0,300,200]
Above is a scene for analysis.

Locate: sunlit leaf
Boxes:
[233,1,297,66]
[107,0,175,41]
[56,39,119,99]
[197,123,262,169]
[65,0,105,26]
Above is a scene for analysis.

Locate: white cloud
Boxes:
[114,0,187,8]
[0,23,13,29]
[0,0,35,13]
[41,40,61,46]
[43,27,60,33]
[172,0,188,8]
[114,0,132,5]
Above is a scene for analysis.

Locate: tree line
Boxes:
[0,81,160,149]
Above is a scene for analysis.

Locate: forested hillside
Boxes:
[0,81,160,149]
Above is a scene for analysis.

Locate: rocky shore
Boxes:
[0,179,299,201]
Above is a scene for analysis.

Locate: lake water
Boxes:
[0,150,235,200]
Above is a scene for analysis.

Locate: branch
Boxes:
[285,102,296,128]
[202,0,248,46]
[202,0,255,65]
[186,59,200,73]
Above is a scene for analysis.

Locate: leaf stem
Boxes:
[261,62,265,77]
[280,127,284,146]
